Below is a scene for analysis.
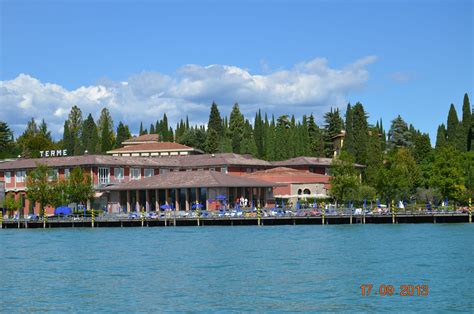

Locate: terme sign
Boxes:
[40,149,68,158]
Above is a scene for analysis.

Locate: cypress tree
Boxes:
[254,110,264,158]
[139,122,145,135]
[351,102,369,164]
[63,120,74,154]
[446,103,459,148]
[308,114,324,157]
[208,102,223,137]
[67,105,83,155]
[435,124,447,149]
[342,104,355,156]
[115,122,130,148]
[461,93,471,151]
[205,128,219,153]
[149,123,155,134]
[323,108,343,157]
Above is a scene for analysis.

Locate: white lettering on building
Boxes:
[40,149,68,158]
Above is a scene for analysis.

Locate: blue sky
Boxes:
[1,0,472,142]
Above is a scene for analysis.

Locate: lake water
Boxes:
[0,224,472,312]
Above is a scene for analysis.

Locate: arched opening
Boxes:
[303,188,311,195]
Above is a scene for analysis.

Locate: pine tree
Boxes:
[139,122,145,136]
[81,114,99,154]
[208,102,223,137]
[229,103,244,153]
[254,110,264,158]
[149,123,155,134]
[0,121,13,150]
[446,103,459,148]
[63,121,74,154]
[115,122,130,148]
[205,128,219,153]
[388,115,412,150]
[435,124,447,149]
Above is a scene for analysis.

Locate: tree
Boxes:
[97,108,115,153]
[205,128,219,153]
[342,104,355,156]
[208,102,223,137]
[323,108,343,157]
[308,114,324,156]
[254,110,264,158]
[461,93,471,151]
[26,163,58,216]
[17,118,56,158]
[66,167,94,206]
[364,127,383,188]
[67,105,84,155]
[115,122,131,148]
[388,115,412,150]
[428,146,466,200]
[329,152,359,205]
[379,148,421,200]
[229,103,244,153]
[351,102,369,165]
[435,124,447,149]
[411,131,432,164]
[1,194,23,217]
[81,114,99,154]
[0,121,13,148]
[446,103,459,148]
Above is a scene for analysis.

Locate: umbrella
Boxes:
[281,199,284,209]
[296,201,300,210]
[377,199,381,208]
[191,203,203,209]
[54,206,72,215]
[216,195,227,200]
[160,204,172,210]
[445,197,448,207]
[363,199,367,209]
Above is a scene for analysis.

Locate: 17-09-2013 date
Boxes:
[360,284,429,297]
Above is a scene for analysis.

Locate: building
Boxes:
[243,167,331,204]
[107,134,203,157]
[104,170,278,212]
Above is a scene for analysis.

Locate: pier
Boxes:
[0,212,470,229]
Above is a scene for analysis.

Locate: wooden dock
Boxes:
[0,213,470,229]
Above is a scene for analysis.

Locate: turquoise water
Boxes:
[0,225,472,312]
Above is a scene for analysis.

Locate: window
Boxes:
[303,189,311,195]
[98,167,110,185]
[131,168,141,180]
[5,171,11,183]
[48,169,59,181]
[15,170,26,183]
[209,167,215,172]
[159,168,169,175]
[144,168,154,177]
[64,168,70,179]
[114,167,124,181]
[221,167,228,174]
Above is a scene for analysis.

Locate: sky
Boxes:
[0,0,473,143]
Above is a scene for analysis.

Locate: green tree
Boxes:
[205,128,219,153]
[329,152,359,205]
[115,121,131,148]
[342,104,355,156]
[1,194,23,217]
[81,114,99,154]
[446,103,459,148]
[461,93,471,151]
[67,105,84,155]
[26,163,58,216]
[208,102,223,137]
[17,118,56,158]
[97,108,115,153]
[229,103,245,153]
[66,167,94,206]
[0,121,15,158]
[435,123,447,149]
[351,102,369,164]
[308,114,324,156]
[388,115,412,150]
[323,108,343,157]
[428,146,466,200]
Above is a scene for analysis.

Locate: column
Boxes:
[185,188,189,211]
[135,190,139,212]
[206,188,209,210]
[195,188,199,204]
[175,188,179,211]
[145,189,150,212]
[165,189,169,205]
[155,189,159,211]
[126,190,131,212]
[257,188,261,208]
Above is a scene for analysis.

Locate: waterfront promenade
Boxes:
[1,211,470,228]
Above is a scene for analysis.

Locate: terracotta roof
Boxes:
[107,142,197,153]
[175,153,272,167]
[123,134,160,143]
[243,167,330,184]
[104,171,280,190]
[0,155,176,170]
[272,156,365,168]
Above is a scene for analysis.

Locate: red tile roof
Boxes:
[123,134,160,143]
[104,171,280,190]
[243,167,330,184]
[108,142,196,153]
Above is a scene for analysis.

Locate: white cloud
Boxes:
[0,56,376,138]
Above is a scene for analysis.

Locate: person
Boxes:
[244,198,248,207]
[240,196,244,207]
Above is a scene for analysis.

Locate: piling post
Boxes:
[196,203,200,226]
[391,199,395,224]
[469,197,472,223]
[322,201,325,225]
[257,206,261,226]
[43,208,47,229]
[141,207,144,227]
[0,210,3,229]
[91,208,95,228]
